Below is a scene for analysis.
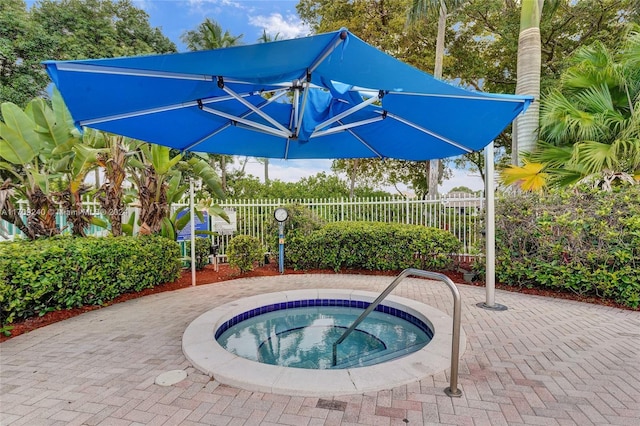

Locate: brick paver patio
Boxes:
[1,274,639,425]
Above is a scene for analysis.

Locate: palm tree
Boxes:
[256,30,281,185]
[502,25,640,190]
[181,19,243,193]
[407,0,464,196]
[512,0,545,166]
[180,18,243,50]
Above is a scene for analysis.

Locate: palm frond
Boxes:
[544,166,587,188]
[619,25,640,70]
[500,162,548,192]
[572,141,619,175]
[528,142,573,168]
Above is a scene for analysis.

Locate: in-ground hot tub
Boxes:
[183,289,465,396]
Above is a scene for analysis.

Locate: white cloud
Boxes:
[186,0,244,15]
[132,0,153,11]
[248,13,310,39]
[188,0,243,8]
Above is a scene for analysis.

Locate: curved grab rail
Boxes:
[331,268,462,397]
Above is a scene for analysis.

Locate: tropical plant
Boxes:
[502,25,640,189]
[0,98,59,239]
[127,145,225,235]
[159,197,228,242]
[94,134,139,236]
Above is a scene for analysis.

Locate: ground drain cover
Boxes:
[316,399,347,411]
[155,370,187,386]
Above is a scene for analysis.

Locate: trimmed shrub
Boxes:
[495,186,640,308]
[286,221,462,272]
[186,237,212,270]
[227,235,263,273]
[0,235,181,325]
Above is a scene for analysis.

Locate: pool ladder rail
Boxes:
[331,268,463,398]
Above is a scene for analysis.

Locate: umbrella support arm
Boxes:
[217,79,292,136]
[201,106,290,138]
[312,91,383,133]
[312,116,385,138]
[306,29,348,77]
[385,112,473,154]
[294,79,311,139]
[293,29,348,138]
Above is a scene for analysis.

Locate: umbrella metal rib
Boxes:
[384,112,473,154]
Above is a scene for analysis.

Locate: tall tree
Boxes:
[407,0,465,195]
[511,0,545,165]
[0,0,55,109]
[298,0,439,197]
[1,0,176,110]
[300,0,637,186]
[256,30,281,185]
[181,18,243,193]
[33,0,176,59]
[447,0,636,161]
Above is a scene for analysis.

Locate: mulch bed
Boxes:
[1,262,635,343]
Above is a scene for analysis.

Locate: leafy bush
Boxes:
[0,235,181,325]
[495,186,640,308]
[227,235,263,273]
[186,237,212,270]
[286,221,462,272]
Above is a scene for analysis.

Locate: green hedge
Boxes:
[495,186,640,308]
[285,221,462,271]
[0,235,182,325]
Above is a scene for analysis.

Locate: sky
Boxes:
[27,0,485,194]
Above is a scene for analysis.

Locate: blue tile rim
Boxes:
[214,299,434,340]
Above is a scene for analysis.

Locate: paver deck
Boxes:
[1,274,639,425]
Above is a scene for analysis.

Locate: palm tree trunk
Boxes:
[512,0,543,165]
[428,1,448,196]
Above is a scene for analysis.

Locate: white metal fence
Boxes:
[2,194,485,256]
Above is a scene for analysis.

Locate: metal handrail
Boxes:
[331,268,463,397]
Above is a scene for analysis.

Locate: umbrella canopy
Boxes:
[43,29,532,161]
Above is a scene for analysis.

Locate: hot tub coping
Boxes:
[182,289,466,397]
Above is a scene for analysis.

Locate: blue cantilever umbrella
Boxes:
[43,28,531,308]
[43,29,531,161]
